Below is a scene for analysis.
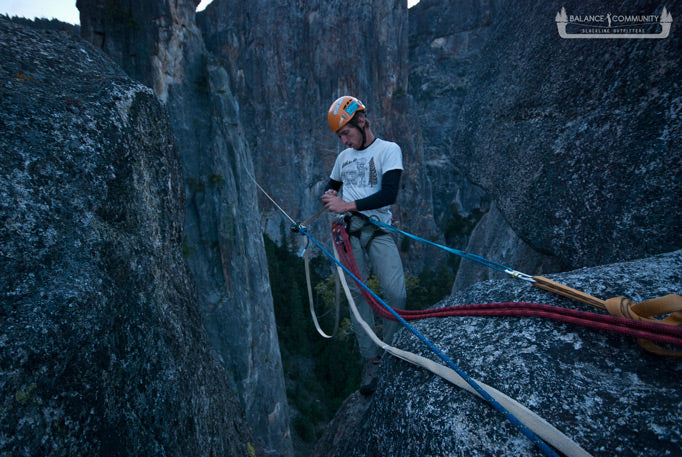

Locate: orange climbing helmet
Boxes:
[327,96,366,132]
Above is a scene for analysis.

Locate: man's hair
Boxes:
[351,110,370,128]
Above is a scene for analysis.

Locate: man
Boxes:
[320,95,407,395]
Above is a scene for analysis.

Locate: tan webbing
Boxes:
[532,276,607,309]
[533,276,682,356]
[604,294,682,325]
[304,245,339,338]
[604,295,682,356]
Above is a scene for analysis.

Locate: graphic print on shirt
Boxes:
[368,157,377,186]
[342,157,369,187]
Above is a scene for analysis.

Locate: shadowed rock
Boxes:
[410,0,682,279]
[0,17,251,456]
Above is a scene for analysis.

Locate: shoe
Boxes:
[360,358,381,395]
[360,377,377,396]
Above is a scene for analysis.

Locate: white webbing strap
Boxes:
[332,243,593,457]
[305,246,339,338]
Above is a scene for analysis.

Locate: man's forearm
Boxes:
[355,169,401,211]
[323,170,401,213]
[321,191,357,213]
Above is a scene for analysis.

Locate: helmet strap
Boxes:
[349,118,368,150]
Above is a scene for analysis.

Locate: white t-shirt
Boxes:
[330,138,403,224]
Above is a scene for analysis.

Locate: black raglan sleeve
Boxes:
[354,169,402,211]
[326,179,342,192]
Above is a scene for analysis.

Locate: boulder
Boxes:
[0,17,251,456]
[312,249,682,457]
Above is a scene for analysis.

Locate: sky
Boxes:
[0,0,80,24]
[0,0,420,25]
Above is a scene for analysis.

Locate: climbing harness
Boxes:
[344,212,391,251]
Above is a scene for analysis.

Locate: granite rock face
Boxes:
[0,17,250,456]
[311,249,682,457]
[410,0,682,279]
[78,1,293,455]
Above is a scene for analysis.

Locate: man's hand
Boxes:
[320,190,356,213]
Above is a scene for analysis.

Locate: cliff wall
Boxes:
[198,0,440,270]
[409,0,681,287]
[77,0,293,454]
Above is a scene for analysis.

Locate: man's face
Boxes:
[336,121,364,150]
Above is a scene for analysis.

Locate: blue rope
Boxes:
[297,226,560,457]
[370,219,513,273]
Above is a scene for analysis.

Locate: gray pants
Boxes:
[346,216,406,359]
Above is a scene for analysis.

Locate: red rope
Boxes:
[332,223,682,349]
